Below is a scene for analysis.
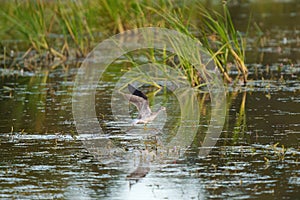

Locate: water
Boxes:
[0,1,300,199]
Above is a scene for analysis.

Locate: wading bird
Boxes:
[123,84,166,125]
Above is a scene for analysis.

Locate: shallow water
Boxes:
[0,67,299,200]
[1,0,300,199]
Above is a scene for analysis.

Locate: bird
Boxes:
[123,84,166,125]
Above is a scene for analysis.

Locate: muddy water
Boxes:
[0,1,300,200]
[0,70,299,199]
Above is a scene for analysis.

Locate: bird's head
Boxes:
[160,106,166,111]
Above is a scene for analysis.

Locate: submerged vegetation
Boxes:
[0,0,249,84]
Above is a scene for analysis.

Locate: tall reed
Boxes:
[0,0,249,84]
[197,2,248,83]
[1,0,64,58]
[55,0,95,57]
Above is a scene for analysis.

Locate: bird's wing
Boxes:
[138,101,152,119]
[122,93,152,119]
[122,94,147,110]
[128,84,148,100]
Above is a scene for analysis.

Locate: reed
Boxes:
[0,0,249,83]
[1,0,64,58]
[196,2,248,83]
[143,1,249,85]
[55,0,95,57]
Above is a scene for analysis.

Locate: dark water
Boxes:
[0,1,299,199]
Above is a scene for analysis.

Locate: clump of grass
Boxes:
[0,0,64,59]
[0,0,249,85]
[197,2,248,84]
[98,0,141,34]
[97,0,176,34]
[145,1,249,85]
[0,0,96,60]
[55,0,95,57]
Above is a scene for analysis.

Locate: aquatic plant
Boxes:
[0,0,64,58]
[145,0,249,85]
[55,0,96,57]
[0,0,249,84]
[196,2,248,84]
[270,143,288,162]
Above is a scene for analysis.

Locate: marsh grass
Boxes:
[98,0,144,33]
[0,0,249,84]
[1,1,64,58]
[195,2,249,84]
[55,0,95,57]
[144,1,249,85]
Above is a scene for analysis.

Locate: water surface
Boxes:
[0,0,299,199]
